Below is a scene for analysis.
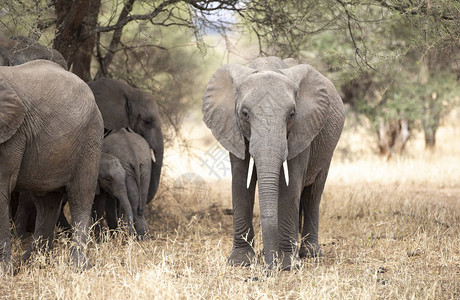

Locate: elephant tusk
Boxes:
[150,148,156,163]
[283,160,289,186]
[247,156,254,189]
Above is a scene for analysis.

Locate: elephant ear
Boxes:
[202,64,256,160]
[0,75,26,144]
[281,64,333,160]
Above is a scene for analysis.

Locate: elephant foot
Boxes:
[280,251,301,271]
[136,232,150,241]
[21,249,33,264]
[0,260,14,275]
[227,246,255,267]
[70,247,92,271]
[299,241,321,258]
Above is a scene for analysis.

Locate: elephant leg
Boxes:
[14,191,36,240]
[22,192,63,262]
[228,153,257,267]
[66,170,99,270]
[9,191,20,222]
[105,196,118,231]
[278,150,309,270]
[0,141,23,273]
[133,214,149,241]
[56,195,72,234]
[0,181,13,273]
[299,165,330,258]
[92,194,107,242]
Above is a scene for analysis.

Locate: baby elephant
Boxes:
[94,152,134,238]
[93,128,152,239]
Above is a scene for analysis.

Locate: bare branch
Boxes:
[87,0,181,36]
[373,0,456,21]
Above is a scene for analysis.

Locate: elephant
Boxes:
[202,57,345,269]
[93,128,152,239]
[0,35,67,69]
[88,78,163,204]
[0,60,103,272]
[93,152,134,239]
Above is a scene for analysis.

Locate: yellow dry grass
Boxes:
[1,120,459,299]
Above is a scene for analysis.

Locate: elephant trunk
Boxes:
[146,130,164,203]
[111,185,134,236]
[251,135,287,268]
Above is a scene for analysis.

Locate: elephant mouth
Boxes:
[246,156,289,188]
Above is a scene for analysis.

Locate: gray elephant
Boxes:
[93,128,152,239]
[0,35,67,69]
[88,78,163,204]
[0,60,103,272]
[202,57,345,269]
[93,152,134,239]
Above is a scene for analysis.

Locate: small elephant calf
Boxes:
[92,128,152,239]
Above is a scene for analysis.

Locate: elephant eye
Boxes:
[241,108,249,120]
[288,111,296,122]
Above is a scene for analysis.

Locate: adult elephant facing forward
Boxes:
[88,78,163,203]
[202,57,345,270]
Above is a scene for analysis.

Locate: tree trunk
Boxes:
[423,94,440,150]
[378,118,410,158]
[54,0,101,81]
[95,0,135,79]
[71,0,101,81]
[423,125,437,150]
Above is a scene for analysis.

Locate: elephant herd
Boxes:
[0,35,344,273]
[0,36,163,272]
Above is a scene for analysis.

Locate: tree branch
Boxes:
[373,0,456,21]
[87,0,181,36]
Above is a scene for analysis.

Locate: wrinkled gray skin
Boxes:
[0,60,103,273]
[2,35,69,233]
[0,35,67,69]
[202,57,345,269]
[88,78,163,204]
[94,128,151,239]
[93,152,134,239]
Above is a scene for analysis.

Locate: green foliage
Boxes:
[252,0,460,142]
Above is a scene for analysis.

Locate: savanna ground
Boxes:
[1,115,459,299]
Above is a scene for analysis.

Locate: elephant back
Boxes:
[89,77,134,130]
[0,36,68,69]
[102,128,151,167]
[2,60,99,127]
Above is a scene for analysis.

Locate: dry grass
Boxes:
[1,122,459,299]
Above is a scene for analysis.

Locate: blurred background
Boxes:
[1,0,459,213]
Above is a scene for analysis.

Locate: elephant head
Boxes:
[0,35,68,69]
[98,152,135,235]
[89,77,164,203]
[202,57,334,267]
